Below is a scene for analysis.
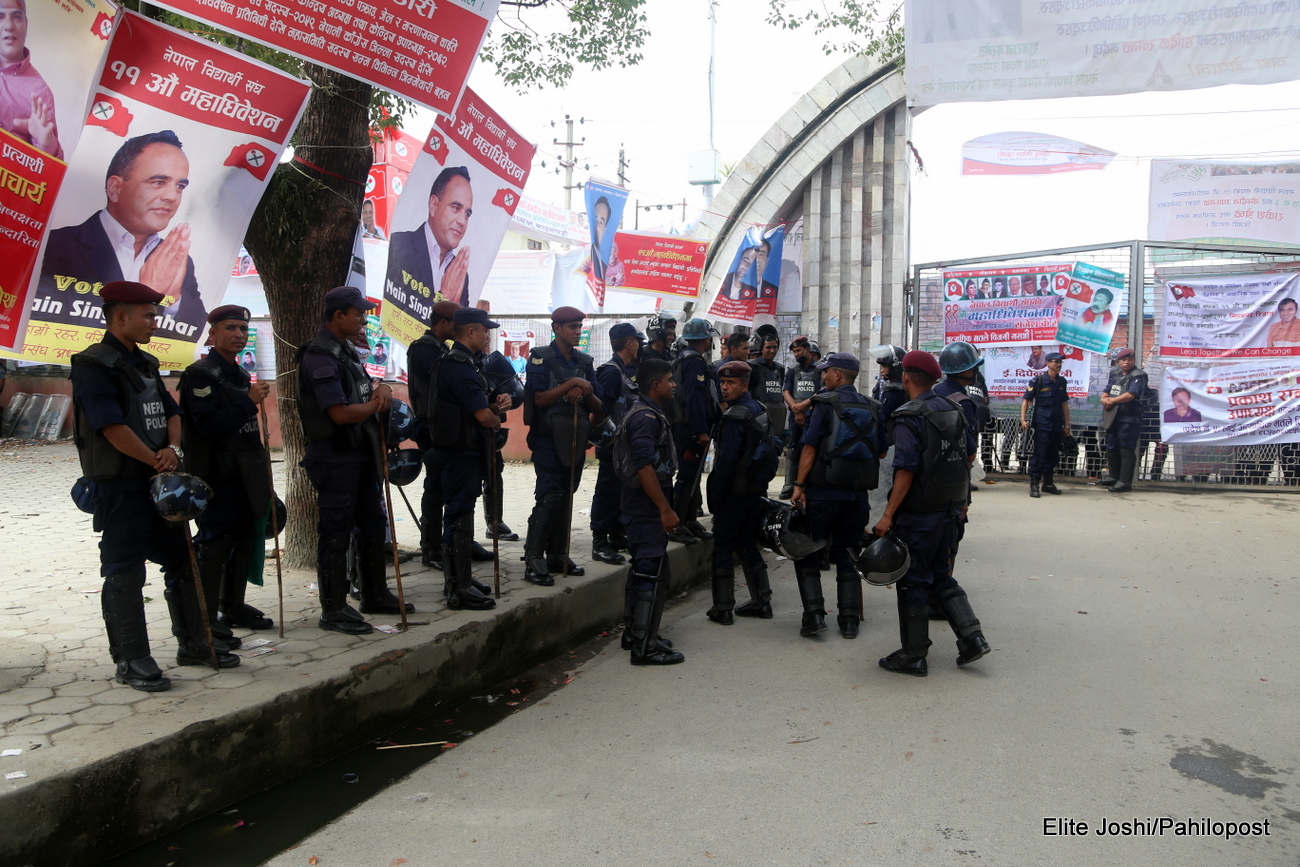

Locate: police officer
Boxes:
[707,360,779,624]
[590,322,642,565]
[749,332,787,443]
[406,298,460,568]
[935,341,984,437]
[668,317,721,544]
[869,344,908,522]
[428,307,502,610]
[1100,347,1146,493]
[643,315,677,363]
[522,306,602,584]
[71,281,237,692]
[790,352,881,639]
[781,336,821,498]
[713,332,749,371]
[478,343,524,544]
[298,286,412,636]
[616,358,686,665]
[180,305,275,652]
[1020,351,1071,498]
[874,351,990,677]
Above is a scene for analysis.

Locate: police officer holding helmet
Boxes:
[406,298,461,568]
[522,306,602,584]
[71,281,237,692]
[1100,347,1146,493]
[1020,351,1071,497]
[874,351,990,677]
[668,317,721,544]
[790,352,882,639]
[298,286,412,636]
[781,336,821,498]
[590,322,643,565]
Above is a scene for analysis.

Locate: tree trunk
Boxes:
[245,66,373,569]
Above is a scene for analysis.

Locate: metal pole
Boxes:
[182,523,220,670]
[259,404,285,639]
[1128,241,1145,357]
[488,436,500,599]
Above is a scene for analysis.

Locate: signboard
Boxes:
[1054,261,1125,354]
[1148,159,1300,246]
[942,261,1070,346]
[982,344,1090,397]
[510,194,588,246]
[961,131,1115,175]
[707,225,783,325]
[607,231,707,301]
[580,178,629,309]
[1158,272,1300,359]
[241,327,260,382]
[1161,359,1300,444]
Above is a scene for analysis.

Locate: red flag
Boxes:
[424,130,449,164]
[92,11,113,40]
[1066,280,1093,302]
[1170,284,1196,301]
[224,143,273,181]
[492,188,520,215]
[86,94,132,137]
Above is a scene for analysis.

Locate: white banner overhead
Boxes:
[1148,159,1300,246]
[905,0,1300,107]
[961,131,1116,175]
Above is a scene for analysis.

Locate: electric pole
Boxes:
[552,115,585,210]
[617,145,629,187]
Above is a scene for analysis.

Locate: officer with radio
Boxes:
[1020,351,1071,497]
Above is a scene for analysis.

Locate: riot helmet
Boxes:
[386,448,423,486]
[589,417,616,451]
[939,340,983,375]
[681,318,720,342]
[871,344,907,378]
[387,398,415,446]
[760,498,826,560]
[150,473,213,522]
[855,532,910,586]
[265,495,287,539]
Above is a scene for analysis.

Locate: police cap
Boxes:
[789,335,810,350]
[901,350,942,379]
[609,322,644,342]
[551,306,585,324]
[431,300,461,322]
[101,281,165,305]
[454,307,500,329]
[323,285,376,313]
[207,304,250,325]
[716,360,752,379]
[1115,347,1135,359]
[814,351,860,373]
[1045,351,1064,362]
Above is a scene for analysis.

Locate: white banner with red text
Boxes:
[1159,272,1300,360]
[1161,359,1300,445]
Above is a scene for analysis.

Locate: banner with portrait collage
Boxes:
[942,261,1070,346]
[579,178,629,310]
[1160,359,1300,445]
[381,87,534,349]
[0,0,115,353]
[1054,261,1125,354]
[982,344,1090,398]
[605,231,708,302]
[13,11,310,370]
[1158,272,1300,359]
[707,225,784,325]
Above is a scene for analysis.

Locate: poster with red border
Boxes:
[707,225,782,325]
[605,231,707,302]
[941,261,1070,347]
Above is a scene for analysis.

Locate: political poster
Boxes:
[1160,359,1300,445]
[1158,272,1300,359]
[15,11,310,370]
[707,225,783,325]
[499,328,533,382]
[906,0,1300,108]
[961,131,1115,175]
[580,178,630,309]
[241,327,260,383]
[942,261,1069,346]
[982,344,1090,398]
[607,231,708,302]
[153,0,499,118]
[382,87,534,348]
[1148,159,1300,246]
[478,250,555,314]
[510,194,588,246]
[362,312,390,377]
[1054,262,1125,354]
[0,0,116,353]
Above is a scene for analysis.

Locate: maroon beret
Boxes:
[716,360,752,379]
[1115,347,1135,359]
[100,281,165,305]
[901,350,942,379]
[551,305,585,324]
[207,304,250,325]
[432,300,461,322]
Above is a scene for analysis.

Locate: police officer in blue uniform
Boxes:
[749,330,787,443]
[706,360,779,624]
[522,306,602,584]
[781,336,821,498]
[428,307,503,610]
[935,341,984,438]
[406,298,460,568]
[615,358,685,665]
[668,317,721,544]
[874,351,990,677]
[590,322,642,565]
[298,286,412,636]
[642,315,677,363]
[1100,347,1146,493]
[1020,351,1071,498]
[790,352,882,639]
[180,305,275,653]
[871,345,909,426]
[478,343,524,545]
[71,281,237,692]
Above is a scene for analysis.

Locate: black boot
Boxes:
[523,495,558,584]
[358,536,415,615]
[219,538,273,631]
[796,566,827,636]
[103,568,170,691]
[836,573,861,639]
[545,497,585,575]
[936,585,990,666]
[446,515,496,611]
[706,567,735,625]
[470,540,494,562]
[319,533,373,634]
[667,526,699,545]
[422,546,444,570]
[629,570,685,665]
[1029,476,1041,498]
[1109,449,1137,493]
[735,560,773,619]
[591,532,626,565]
[610,526,630,552]
[486,521,519,541]
[198,538,241,650]
[879,601,930,677]
[1041,474,1061,495]
[115,658,170,692]
[1100,449,1121,486]
[168,575,240,669]
[684,518,713,540]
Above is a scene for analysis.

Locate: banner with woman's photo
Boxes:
[11,11,310,370]
[1158,273,1300,359]
[382,87,534,348]
[942,261,1069,346]
[706,225,784,325]
[1161,359,1300,445]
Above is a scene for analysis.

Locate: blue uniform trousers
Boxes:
[435,446,484,549]
[590,449,620,535]
[711,496,765,574]
[893,510,960,611]
[1106,420,1141,451]
[93,480,189,582]
[1028,427,1063,478]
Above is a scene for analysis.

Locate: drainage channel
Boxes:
[100,630,621,867]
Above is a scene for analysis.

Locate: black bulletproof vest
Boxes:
[751,359,784,403]
[70,342,169,482]
[296,334,374,452]
[894,397,969,512]
[615,402,677,488]
[178,356,269,513]
[431,344,490,450]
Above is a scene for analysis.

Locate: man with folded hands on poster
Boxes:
[0,0,62,157]
[387,165,473,306]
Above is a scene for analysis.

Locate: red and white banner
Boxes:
[961,131,1115,176]
[1159,273,1300,360]
[707,225,782,325]
[382,88,534,348]
[982,344,1090,398]
[14,12,309,370]
[606,231,707,302]
[153,0,499,118]
[941,262,1070,346]
[0,0,116,353]
[1148,159,1300,247]
[1161,359,1300,445]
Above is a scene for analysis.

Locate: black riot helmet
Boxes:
[855,533,910,586]
[939,341,984,375]
[387,398,415,447]
[386,448,423,486]
[870,344,907,380]
[150,472,213,522]
[760,498,826,560]
[646,315,667,344]
[265,495,287,540]
[751,323,779,353]
[589,416,616,450]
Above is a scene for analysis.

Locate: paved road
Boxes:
[267,481,1299,867]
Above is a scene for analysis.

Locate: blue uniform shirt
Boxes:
[712,391,764,484]
[595,354,635,413]
[524,339,593,426]
[675,351,715,438]
[622,395,674,518]
[1023,372,1070,431]
[1106,368,1148,423]
[437,342,489,416]
[801,384,877,502]
[300,327,375,464]
[71,332,180,434]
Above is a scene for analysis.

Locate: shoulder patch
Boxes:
[531,357,544,365]
[191,386,213,398]
[696,374,705,382]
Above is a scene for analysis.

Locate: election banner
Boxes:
[1148,159,1300,246]
[1158,272,1300,359]
[707,225,783,325]
[580,178,630,309]
[982,344,1090,398]
[607,231,708,302]
[362,312,390,377]
[961,131,1115,175]
[499,328,534,382]
[241,327,260,383]
[1054,261,1125,354]
[1160,359,1300,445]
[942,261,1070,346]
[906,0,1300,108]
[382,87,534,348]
[152,0,500,118]
[510,194,588,246]
[15,11,310,371]
[0,0,116,353]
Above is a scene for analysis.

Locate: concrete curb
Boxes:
[0,540,714,867]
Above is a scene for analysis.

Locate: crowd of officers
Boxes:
[74,279,1172,689]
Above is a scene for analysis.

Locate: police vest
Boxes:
[668,348,721,426]
[791,364,819,403]
[70,342,170,482]
[1103,368,1150,427]
[806,391,881,492]
[893,396,969,512]
[614,402,677,488]
[597,359,639,426]
[178,356,271,514]
[1025,373,1066,429]
[751,359,785,403]
[430,344,490,450]
[296,335,376,453]
[523,345,594,450]
[714,402,779,497]
[407,333,447,419]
